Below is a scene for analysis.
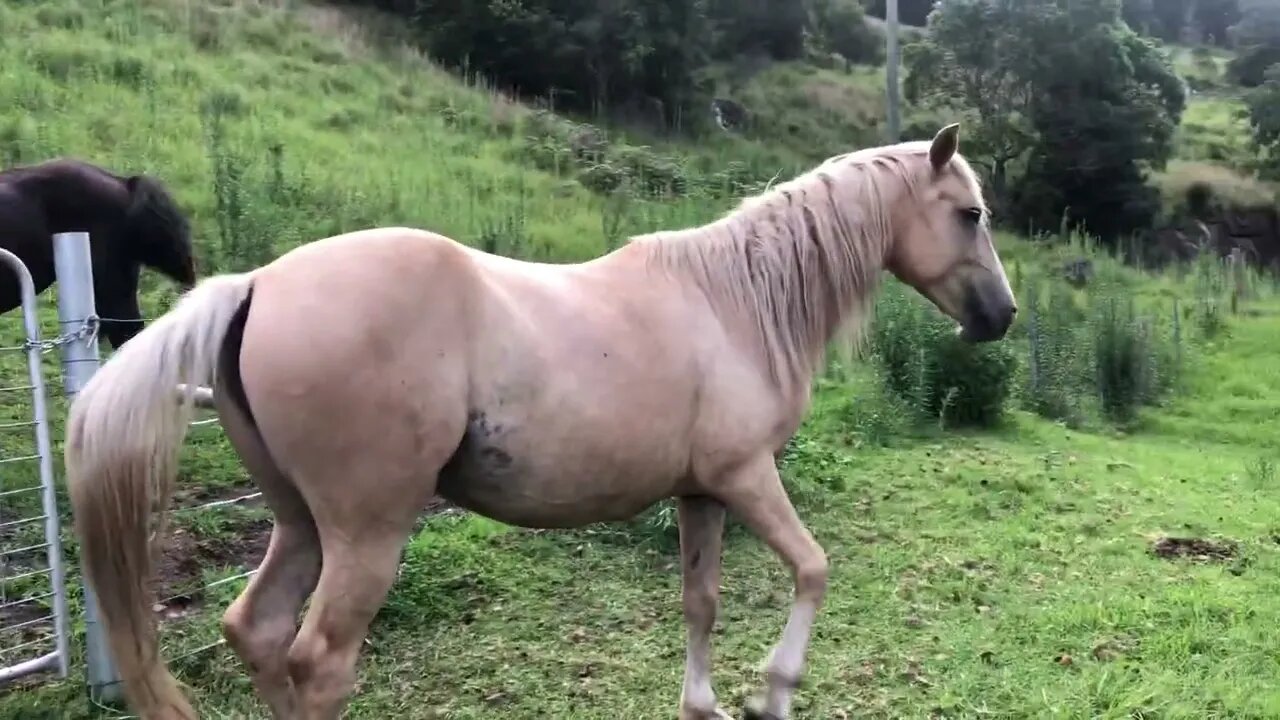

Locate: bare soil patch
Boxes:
[1151,535,1238,562]
[154,515,273,621]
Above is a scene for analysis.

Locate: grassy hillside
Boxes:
[1163,42,1276,214]
[2,1,1280,719]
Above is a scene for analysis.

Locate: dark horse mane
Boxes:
[0,157,196,348]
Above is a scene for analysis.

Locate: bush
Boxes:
[871,284,1018,428]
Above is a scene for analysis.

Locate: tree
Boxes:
[1194,0,1240,46]
[1246,65,1280,177]
[864,0,939,27]
[1229,0,1280,87]
[1121,0,1154,34]
[1151,0,1192,41]
[907,0,1185,243]
[707,0,808,60]
[376,0,715,126]
[1014,14,1185,242]
[809,0,884,65]
[903,0,1038,209]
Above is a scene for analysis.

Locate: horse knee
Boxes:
[285,631,324,689]
[795,552,828,599]
[287,631,360,711]
[222,595,295,677]
[221,601,254,657]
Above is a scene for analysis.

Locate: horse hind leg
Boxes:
[215,402,321,718]
[214,301,322,719]
[222,518,321,719]
[285,526,410,719]
[281,443,453,717]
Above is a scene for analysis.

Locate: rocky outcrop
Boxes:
[1151,207,1280,270]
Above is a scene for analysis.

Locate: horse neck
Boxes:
[21,163,123,234]
[639,166,901,388]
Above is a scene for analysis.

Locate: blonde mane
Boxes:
[636,140,983,387]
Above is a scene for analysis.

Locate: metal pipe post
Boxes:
[886,0,901,143]
[51,231,121,703]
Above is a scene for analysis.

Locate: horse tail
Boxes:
[65,271,255,719]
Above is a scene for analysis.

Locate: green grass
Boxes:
[2,2,1280,719]
[1165,42,1259,179]
[1172,95,1257,170]
[1168,45,1236,94]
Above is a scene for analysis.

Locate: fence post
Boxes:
[51,231,122,703]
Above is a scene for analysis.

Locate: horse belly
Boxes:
[435,410,684,529]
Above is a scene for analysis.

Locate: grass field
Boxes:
[2,1,1280,719]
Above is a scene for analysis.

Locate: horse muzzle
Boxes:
[956,284,1016,343]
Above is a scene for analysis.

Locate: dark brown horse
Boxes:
[0,158,196,348]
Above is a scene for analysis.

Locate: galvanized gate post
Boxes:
[51,231,121,703]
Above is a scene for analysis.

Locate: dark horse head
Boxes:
[0,158,196,348]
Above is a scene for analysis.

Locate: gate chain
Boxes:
[24,314,99,354]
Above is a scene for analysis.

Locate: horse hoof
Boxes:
[679,708,734,720]
[741,696,781,720]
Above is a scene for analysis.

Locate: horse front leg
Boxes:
[713,456,828,720]
[676,495,733,720]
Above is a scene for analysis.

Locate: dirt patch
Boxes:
[151,494,454,620]
[153,515,273,621]
[1151,536,1238,562]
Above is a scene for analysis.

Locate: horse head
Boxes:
[124,174,196,290]
[884,124,1017,343]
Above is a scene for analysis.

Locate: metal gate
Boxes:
[0,244,71,685]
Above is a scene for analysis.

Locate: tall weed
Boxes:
[1087,280,1183,424]
[1021,275,1089,426]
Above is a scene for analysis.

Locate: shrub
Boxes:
[870,284,1018,428]
[1090,294,1157,422]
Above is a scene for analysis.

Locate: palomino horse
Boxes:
[65,124,1015,720]
[0,157,196,347]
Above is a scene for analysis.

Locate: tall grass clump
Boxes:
[1021,274,1090,426]
[1191,245,1230,338]
[1086,279,1184,424]
[869,282,1017,428]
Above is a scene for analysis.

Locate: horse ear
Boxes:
[123,175,150,215]
[929,123,960,171]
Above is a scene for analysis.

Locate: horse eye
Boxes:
[958,207,983,224]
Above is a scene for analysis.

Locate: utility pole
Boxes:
[885,0,901,143]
